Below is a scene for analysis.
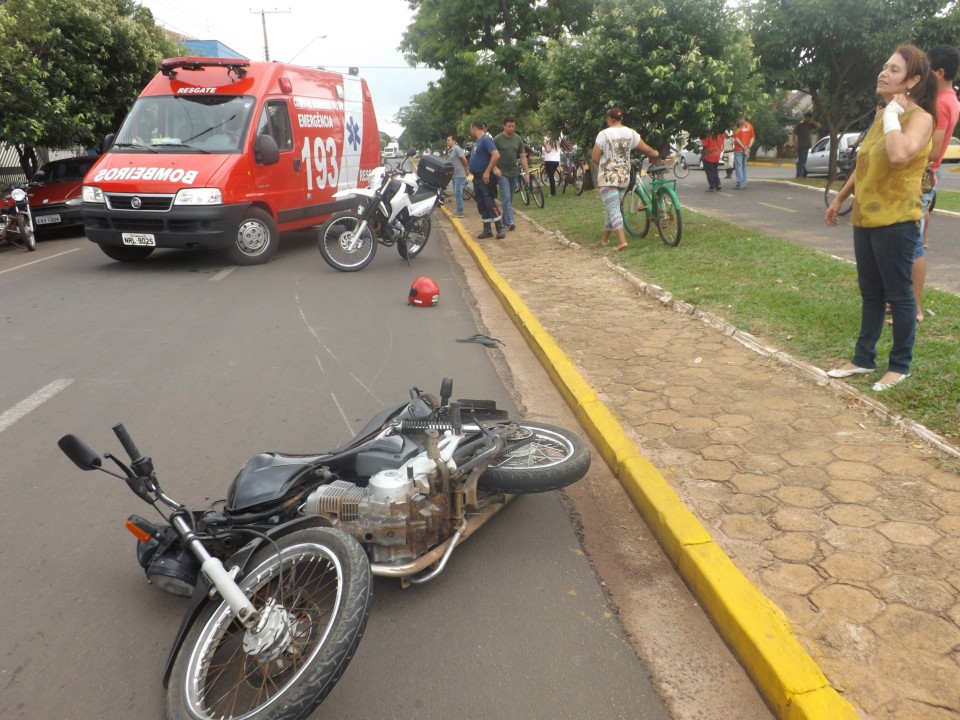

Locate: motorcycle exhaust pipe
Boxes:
[370,495,515,584]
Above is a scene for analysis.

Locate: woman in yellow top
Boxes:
[825,44,936,391]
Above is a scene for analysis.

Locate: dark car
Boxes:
[28,155,98,235]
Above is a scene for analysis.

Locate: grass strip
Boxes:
[519,190,960,442]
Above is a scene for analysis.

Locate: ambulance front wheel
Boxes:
[228,208,279,265]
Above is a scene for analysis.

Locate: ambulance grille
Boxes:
[106,194,174,212]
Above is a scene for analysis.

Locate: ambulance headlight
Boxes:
[82,185,105,203]
[174,188,222,205]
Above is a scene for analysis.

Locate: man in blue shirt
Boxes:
[468,120,505,239]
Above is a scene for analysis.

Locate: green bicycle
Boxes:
[621,158,683,246]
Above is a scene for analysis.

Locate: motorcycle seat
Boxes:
[226,452,329,511]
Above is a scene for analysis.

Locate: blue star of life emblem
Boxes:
[346,117,360,151]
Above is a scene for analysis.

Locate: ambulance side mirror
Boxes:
[101,133,116,154]
[255,134,280,166]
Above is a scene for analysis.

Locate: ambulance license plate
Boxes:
[122,233,156,247]
[35,214,61,225]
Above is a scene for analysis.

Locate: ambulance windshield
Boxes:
[114,95,256,153]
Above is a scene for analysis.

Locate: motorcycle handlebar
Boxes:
[112,423,142,461]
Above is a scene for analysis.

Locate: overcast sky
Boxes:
[138,0,441,138]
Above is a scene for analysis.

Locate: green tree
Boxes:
[751,0,960,175]
[400,0,595,115]
[539,0,757,153]
[0,0,180,176]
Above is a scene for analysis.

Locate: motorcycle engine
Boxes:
[303,472,443,564]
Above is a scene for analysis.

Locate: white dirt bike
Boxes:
[317,149,452,272]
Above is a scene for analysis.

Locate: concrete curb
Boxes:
[443,207,860,720]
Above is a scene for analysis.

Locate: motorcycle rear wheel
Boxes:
[403,215,431,259]
[479,422,591,493]
[17,216,36,251]
[318,211,377,272]
[167,527,372,720]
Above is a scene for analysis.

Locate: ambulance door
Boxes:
[337,76,365,190]
[251,99,301,226]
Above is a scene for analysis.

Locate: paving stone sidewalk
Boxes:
[441,205,960,720]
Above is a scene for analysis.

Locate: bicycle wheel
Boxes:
[463,182,474,201]
[621,188,650,238]
[655,187,682,247]
[824,173,853,216]
[573,165,585,195]
[518,176,530,205]
[530,174,545,208]
[561,168,570,194]
[673,158,690,179]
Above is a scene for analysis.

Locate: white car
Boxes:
[804,132,862,176]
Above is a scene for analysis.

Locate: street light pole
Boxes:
[288,35,327,64]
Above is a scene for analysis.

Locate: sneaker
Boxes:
[477,231,494,239]
[496,228,506,239]
[508,224,516,231]
[456,213,465,218]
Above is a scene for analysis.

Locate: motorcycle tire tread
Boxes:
[478,421,591,494]
[165,527,372,720]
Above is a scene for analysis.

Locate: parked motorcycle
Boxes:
[1,185,36,251]
[58,378,590,720]
[317,149,453,272]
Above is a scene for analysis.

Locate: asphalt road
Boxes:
[673,163,960,296]
[0,231,675,719]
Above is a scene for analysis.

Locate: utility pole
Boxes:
[250,8,291,61]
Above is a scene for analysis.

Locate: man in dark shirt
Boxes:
[793,112,821,178]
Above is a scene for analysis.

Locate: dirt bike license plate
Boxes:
[122,233,156,247]
[35,214,61,225]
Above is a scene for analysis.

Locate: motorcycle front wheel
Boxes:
[479,422,591,493]
[318,211,377,272]
[17,216,35,251]
[167,527,372,720]
[403,215,431,259]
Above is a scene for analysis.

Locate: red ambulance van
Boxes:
[82,57,380,265]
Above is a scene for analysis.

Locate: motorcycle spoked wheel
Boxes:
[17,216,35,251]
[167,527,372,720]
[478,421,591,493]
[401,215,431,259]
[318,211,377,272]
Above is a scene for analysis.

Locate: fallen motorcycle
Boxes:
[317,149,453,271]
[58,378,590,720]
[1,184,36,251]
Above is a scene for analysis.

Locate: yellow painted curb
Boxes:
[444,206,860,720]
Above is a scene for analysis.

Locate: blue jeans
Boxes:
[796,147,809,177]
[851,222,917,375]
[452,176,466,214]
[734,150,748,187]
[498,174,518,227]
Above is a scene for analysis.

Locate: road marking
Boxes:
[0,249,81,276]
[0,379,73,434]
[210,267,237,281]
[757,202,796,213]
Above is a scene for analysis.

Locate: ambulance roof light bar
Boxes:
[160,57,251,80]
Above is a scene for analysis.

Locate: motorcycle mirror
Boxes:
[440,377,453,407]
[58,434,103,471]
[406,148,417,157]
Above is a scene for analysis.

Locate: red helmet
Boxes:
[408,276,440,307]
